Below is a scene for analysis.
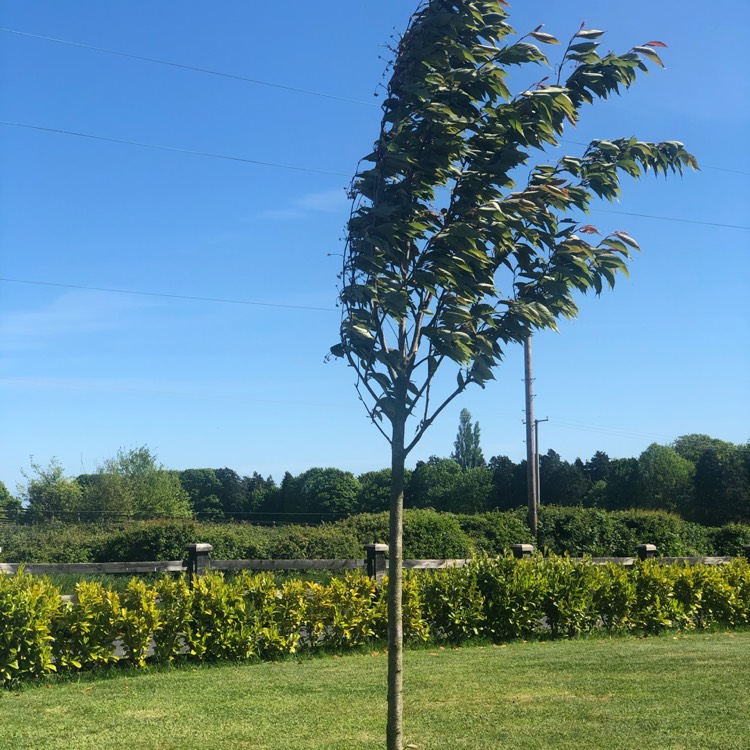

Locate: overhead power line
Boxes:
[589,207,750,231]
[0,121,351,178]
[0,27,378,108]
[0,277,339,312]
[2,121,748,230]
[3,27,749,178]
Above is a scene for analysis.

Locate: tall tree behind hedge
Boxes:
[451,408,485,468]
[331,1,695,746]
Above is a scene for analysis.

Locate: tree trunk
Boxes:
[387,408,406,750]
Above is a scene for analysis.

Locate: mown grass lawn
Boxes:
[1,633,749,750]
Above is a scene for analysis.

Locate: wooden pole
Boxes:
[524,336,537,538]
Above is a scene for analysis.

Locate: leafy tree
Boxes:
[358,468,413,513]
[0,480,21,520]
[488,454,527,509]
[451,408,485,469]
[407,456,462,509]
[584,450,611,484]
[539,450,591,505]
[637,443,694,515]
[81,447,191,519]
[672,433,735,465]
[180,469,225,520]
[78,466,134,518]
[408,456,492,512]
[693,444,750,525]
[330,2,694,745]
[604,457,641,510]
[213,468,250,518]
[19,458,83,521]
[285,468,361,516]
[245,472,278,514]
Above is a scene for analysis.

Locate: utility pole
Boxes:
[523,336,537,537]
[534,417,549,509]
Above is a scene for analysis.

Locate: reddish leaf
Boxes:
[579,225,600,235]
[644,40,668,47]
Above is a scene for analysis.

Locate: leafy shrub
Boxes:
[453,510,532,555]
[152,575,192,663]
[96,520,200,561]
[538,556,598,637]
[0,570,60,685]
[0,523,111,563]
[119,578,160,667]
[265,525,362,560]
[614,510,707,556]
[473,556,547,641]
[375,571,429,643]
[183,572,256,661]
[52,580,121,670]
[706,524,750,556]
[420,565,484,642]
[302,572,380,649]
[590,563,635,631]
[628,561,684,634]
[537,507,631,556]
[342,510,472,558]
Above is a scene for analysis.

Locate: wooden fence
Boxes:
[2,543,749,581]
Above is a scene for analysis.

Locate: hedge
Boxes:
[2,556,749,686]
[1,508,748,565]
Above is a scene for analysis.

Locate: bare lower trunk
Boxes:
[387,410,406,750]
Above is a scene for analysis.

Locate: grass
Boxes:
[1,633,749,750]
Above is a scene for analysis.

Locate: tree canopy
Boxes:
[330,2,696,746]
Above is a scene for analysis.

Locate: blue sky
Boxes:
[1,0,748,491]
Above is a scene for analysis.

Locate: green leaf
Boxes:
[633,46,665,67]
[530,31,560,45]
[575,29,606,39]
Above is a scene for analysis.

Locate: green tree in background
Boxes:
[331,3,695,743]
[672,433,735,464]
[0,480,21,520]
[451,408,485,469]
[19,457,83,521]
[539,450,591,505]
[358,468,413,513]
[179,468,225,519]
[637,443,695,515]
[693,444,750,525]
[82,447,191,519]
[285,468,361,516]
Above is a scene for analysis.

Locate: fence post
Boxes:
[365,543,388,581]
[185,543,213,579]
[635,543,658,561]
[742,545,750,563]
[511,543,534,559]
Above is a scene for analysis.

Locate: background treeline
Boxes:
[1,433,748,527]
[2,508,750,564]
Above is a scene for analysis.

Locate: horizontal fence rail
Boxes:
[2,542,749,581]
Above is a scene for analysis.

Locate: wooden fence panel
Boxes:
[211,559,364,572]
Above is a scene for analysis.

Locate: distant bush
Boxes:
[96,520,200,561]
[0,507,748,565]
[453,510,532,555]
[341,509,473,558]
[705,523,750,556]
